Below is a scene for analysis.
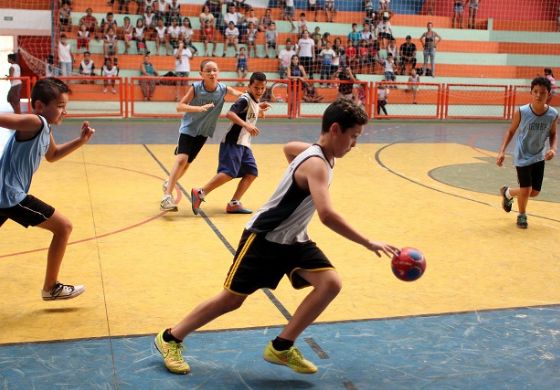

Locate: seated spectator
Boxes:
[223,3,242,36]
[325,0,336,22]
[205,0,224,31]
[201,19,216,57]
[180,17,198,56]
[223,21,240,57]
[133,18,148,55]
[335,65,357,102]
[303,82,324,102]
[360,23,373,41]
[139,52,159,100]
[78,51,96,82]
[399,35,417,75]
[103,27,119,59]
[236,47,248,86]
[167,18,182,51]
[120,16,134,54]
[100,12,118,36]
[357,40,369,72]
[345,41,358,72]
[368,39,380,73]
[264,22,279,58]
[168,0,181,26]
[259,8,274,33]
[79,8,99,40]
[319,41,337,86]
[245,8,259,29]
[199,5,215,37]
[102,57,119,94]
[246,22,259,58]
[232,0,251,12]
[278,39,297,79]
[155,0,170,25]
[154,18,169,55]
[77,24,91,52]
[347,23,361,47]
[59,2,72,32]
[144,6,157,33]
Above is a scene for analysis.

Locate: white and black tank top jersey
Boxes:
[222,92,260,147]
[246,144,334,244]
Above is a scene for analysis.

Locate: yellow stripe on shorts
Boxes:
[224,232,257,289]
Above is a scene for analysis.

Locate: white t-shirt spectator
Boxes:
[225,26,240,39]
[10,63,21,86]
[279,47,297,67]
[58,42,72,63]
[174,47,192,73]
[297,38,314,58]
[102,65,119,77]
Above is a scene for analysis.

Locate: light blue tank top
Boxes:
[179,81,227,138]
[0,115,51,208]
[514,104,558,167]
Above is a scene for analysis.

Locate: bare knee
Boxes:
[530,189,540,198]
[318,273,342,298]
[220,292,246,313]
[176,154,190,167]
[55,217,73,237]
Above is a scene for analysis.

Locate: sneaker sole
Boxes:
[42,288,85,301]
[160,206,178,212]
[263,351,317,374]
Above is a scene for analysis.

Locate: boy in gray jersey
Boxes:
[0,78,95,300]
[497,77,557,228]
[154,99,398,375]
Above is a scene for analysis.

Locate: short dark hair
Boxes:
[249,72,266,84]
[7,53,16,62]
[531,76,552,93]
[321,99,368,134]
[31,78,70,108]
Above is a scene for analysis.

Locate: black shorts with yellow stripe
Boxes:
[224,229,334,296]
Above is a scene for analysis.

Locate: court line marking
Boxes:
[374,142,560,224]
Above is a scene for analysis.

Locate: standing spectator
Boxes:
[407,68,420,104]
[264,22,279,59]
[76,24,91,52]
[120,16,134,54]
[376,83,389,115]
[324,0,336,22]
[376,13,393,49]
[364,0,375,25]
[180,17,198,56]
[78,51,96,80]
[236,47,249,86]
[279,39,297,79]
[420,22,441,77]
[287,54,308,85]
[297,30,315,79]
[331,38,342,78]
[259,8,273,32]
[386,38,397,59]
[168,0,181,25]
[379,0,390,12]
[319,41,337,86]
[307,0,318,22]
[205,0,224,33]
[379,53,396,84]
[398,35,417,75]
[45,55,56,77]
[103,27,119,59]
[59,2,72,32]
[6,54,21,114]
[58,34,73,77]
[223,21,240,57]
[201,19,216,57]
[246,22,259,58]
[284,0,296,32]
[139,52,159,101]
[347,23,361,47]
[174,41,192,101]
[79,8,99,40]
[336,65,357,102]
[466,0,481,29]
[102,57,119,94]
[452,0,465,29]
[297,12,308,35]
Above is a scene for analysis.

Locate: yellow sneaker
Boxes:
[263,341,318,374]
[154,330,191,374]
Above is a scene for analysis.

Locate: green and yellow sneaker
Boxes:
[263,341,318,374]
[154,330,191,374]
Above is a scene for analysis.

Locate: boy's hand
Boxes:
[365,240,399,259]
[199,103,215,112]
[80,121,95,142]
[496,152,505,167]
[245,123,260,136]
[545,149,556,160]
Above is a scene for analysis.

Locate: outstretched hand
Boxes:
[365,240,399,259]
[80,121,95,143]
[200,103,215,112]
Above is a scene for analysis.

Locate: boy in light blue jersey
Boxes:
[161,59,243,212]
[497,76,558,228]
[0,78,95,300]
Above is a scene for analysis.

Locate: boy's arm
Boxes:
[176,85,213,112]
[497,108,521,166]
[225,110,259,136]
[283,141,310,162]
[300,157,398,258]
[545,118,557,160]
[45,121,94,162]
[0,114,43,135]
[226,85,243,98]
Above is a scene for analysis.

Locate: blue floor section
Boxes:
[1,306,559,389]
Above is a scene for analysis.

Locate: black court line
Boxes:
[375,142,560,224]
[142,144,293,321]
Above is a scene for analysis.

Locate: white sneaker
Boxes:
[42,282,85,301]
[161,194,178,212]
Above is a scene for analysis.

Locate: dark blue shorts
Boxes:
[217,142,258,178]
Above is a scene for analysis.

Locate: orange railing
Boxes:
[14,77,554,121]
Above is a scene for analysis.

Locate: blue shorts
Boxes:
[218,142,258,178]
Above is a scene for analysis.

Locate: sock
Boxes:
[229,199,239,205]
[505,188,512,199]
[163,328,182,343]
[272,336,294,351]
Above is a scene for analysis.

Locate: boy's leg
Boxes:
[231,174,256,202]
[191,172,233,215]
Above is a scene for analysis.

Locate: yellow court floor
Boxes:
[0,142,559,345]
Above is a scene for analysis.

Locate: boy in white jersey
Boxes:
[161,60,242,212]
[191,72,271,215]
[0,78,95,300]
[154,99,398,375]
[497,77,557,228]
